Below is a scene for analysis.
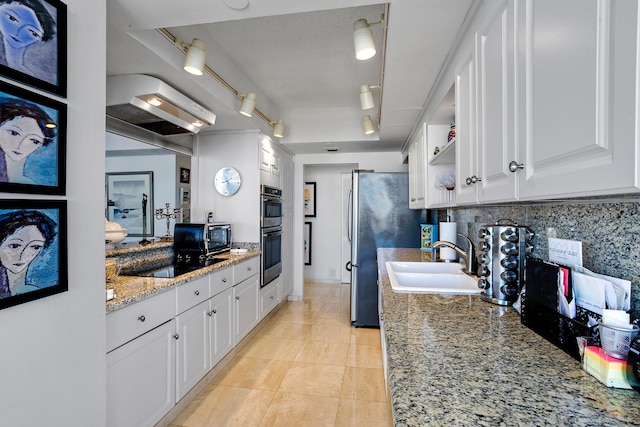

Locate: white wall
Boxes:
[3,0,107,425]
[293,152,407,299]
[303,164,355,283]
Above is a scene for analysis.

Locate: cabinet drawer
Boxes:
[106,290,175,353]
[210,266,233,297]
[234,257,259,284]
[176,275,209,315]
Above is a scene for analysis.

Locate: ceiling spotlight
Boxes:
[239,92,256,117]
[360,84,380,110]
[273,119,285,138]
[363,115,375,135]
[147,97,162,107]
[183,38,206,76]
[353,19,377,60]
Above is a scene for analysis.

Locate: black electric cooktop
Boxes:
[136,258,226,278]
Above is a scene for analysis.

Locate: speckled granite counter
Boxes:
[378,248,640,426]
[106,251,260,313]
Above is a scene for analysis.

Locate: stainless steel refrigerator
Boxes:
[347,170,427,327]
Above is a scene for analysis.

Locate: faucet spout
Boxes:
[433,233,477,276]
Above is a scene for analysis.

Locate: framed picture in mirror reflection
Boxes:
[106,171,154,237]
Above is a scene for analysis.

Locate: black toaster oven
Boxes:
[174,222,231,265]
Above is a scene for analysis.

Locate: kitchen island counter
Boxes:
[378,248,640,426]
[106,250,260,313]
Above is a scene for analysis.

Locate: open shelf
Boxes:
[429,139,455,165]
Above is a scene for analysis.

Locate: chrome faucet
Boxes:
[433,233,477,276]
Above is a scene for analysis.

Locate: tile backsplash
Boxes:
[443,196,640,320]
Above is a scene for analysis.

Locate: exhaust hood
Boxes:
[106,74,216,136]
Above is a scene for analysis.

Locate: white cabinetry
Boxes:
[107,319,176,427]
[234,276,259,344]
[208,287,234,368]
[518,0,639,199]
[175,300,209,401]
[260,139,282,189]
[408,123,426,209]
[260,276,280,320]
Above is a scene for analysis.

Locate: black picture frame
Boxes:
[0,0,67,97]
[180,167,190,184]
[0,199,67,310]
[106,171,154,237]
[304,182,316,217]
[304,221,312,265]
[0,81,66,195]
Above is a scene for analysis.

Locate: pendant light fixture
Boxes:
[183,38,206,76]
[362,115,376,135]
[360,84,381,110]
[239,92,256,117]
[273,119,285,138]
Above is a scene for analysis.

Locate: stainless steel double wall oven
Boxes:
[260,185,282,287]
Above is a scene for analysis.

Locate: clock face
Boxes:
[214,167,241,196]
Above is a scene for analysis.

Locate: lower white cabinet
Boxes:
[208,287,234,368]
[260,276,279,320]
[234,274,259,344]
[175,300,209,401]
[107,319,176,427]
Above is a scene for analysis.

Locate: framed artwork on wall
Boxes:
[179,167,190,184]
[304,182,316,217]
[179,187,190,206]
[0,199,67,310]
[0,81,66,195]
[304,221,312,265]
[0,0,68,97]
[106,171,154,237]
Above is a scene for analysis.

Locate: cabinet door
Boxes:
[107,319,176,427]
[519,0,640,199]
[209,287,234,369]
[175,301,209,401]
[455,53,478,205]
[259,144,273,173]
[408,124,426,209]
[476,0,516,203]
[234,274,259,344]
[260,276,279,319]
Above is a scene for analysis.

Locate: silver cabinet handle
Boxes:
[212,309,217,314]
[236,296,240,300]
[465,175,481,185]
[222,278,227,283]
[270,296,275,300]
[137,315,146,322]
[194,290,200,296]
[247,267,252,271]
[508,161,524,173]
[173,334,179,340]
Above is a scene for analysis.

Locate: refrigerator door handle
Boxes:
[346,187,353,244]
[345,261,352,272]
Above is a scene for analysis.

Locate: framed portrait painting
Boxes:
[0,0,67,97]
[0,81,66,195]
[106,171,154,237]
[0,199,67,310]
[304,182,316,217]
[180,167,190,184]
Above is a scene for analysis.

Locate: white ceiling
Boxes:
[106,0,475,154]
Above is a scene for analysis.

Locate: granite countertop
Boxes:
[106,251,260,313]
[378,248,640,426]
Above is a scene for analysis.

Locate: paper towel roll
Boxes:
[439,222,457,261]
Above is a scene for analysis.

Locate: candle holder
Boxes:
[155,203,181,241]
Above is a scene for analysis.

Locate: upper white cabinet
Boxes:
[431,0,640,207]
[408,123,426,209]
[518,0,639,199]
[260,139,282,189]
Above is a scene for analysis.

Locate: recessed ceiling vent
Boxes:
[106,74,216,136]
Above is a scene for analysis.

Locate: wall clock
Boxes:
[214,167,242,196]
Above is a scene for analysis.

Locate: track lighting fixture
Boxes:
[353,16,383,60]
[239,92,256,117]
[183,38,206,76]
[362,115,376,135]
[360,84,380,110]
[272,119,285,138]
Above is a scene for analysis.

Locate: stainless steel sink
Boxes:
[385,261,481,294]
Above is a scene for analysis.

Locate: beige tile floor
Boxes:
[169,282,393,427]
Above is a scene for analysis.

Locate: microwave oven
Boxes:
[174,222,231,265]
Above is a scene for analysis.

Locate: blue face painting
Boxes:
[0,3,44,50]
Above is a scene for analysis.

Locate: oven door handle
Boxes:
[262,229,282,237]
